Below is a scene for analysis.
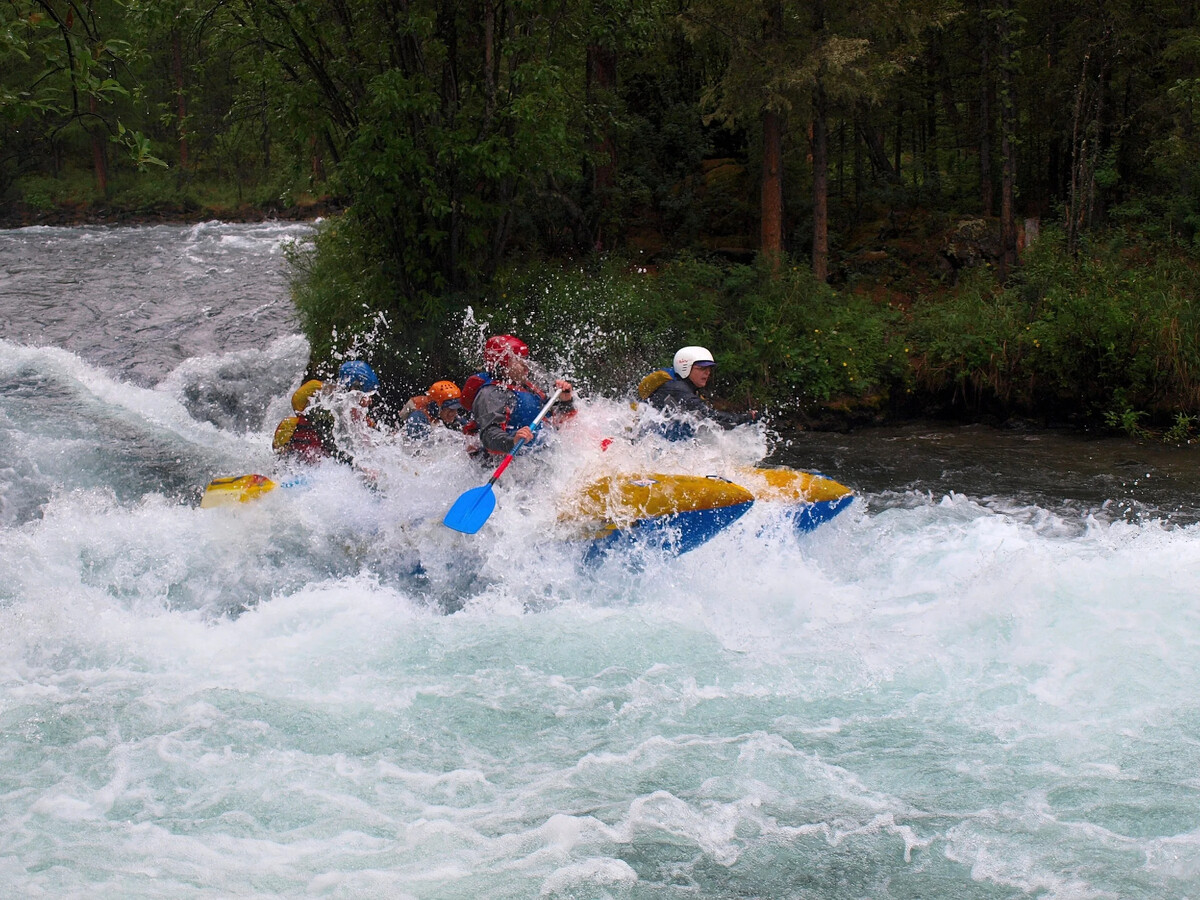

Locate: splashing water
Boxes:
[1,224,1199,898]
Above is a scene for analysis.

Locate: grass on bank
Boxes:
[6,166,327,221]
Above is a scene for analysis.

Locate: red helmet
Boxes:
[483,334,529,369]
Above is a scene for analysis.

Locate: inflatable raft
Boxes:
[559,473,756,556]
[200,465,854,554]
[733,466,856,533]
[556,467,854,557]
[199,473,280,508]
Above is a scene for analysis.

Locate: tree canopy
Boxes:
[8,0,1200,409]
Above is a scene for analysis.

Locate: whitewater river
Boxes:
[1,223,1198,899]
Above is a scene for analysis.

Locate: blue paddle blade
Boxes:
[443,484,497,534]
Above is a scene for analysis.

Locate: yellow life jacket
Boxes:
[273,416,300,450]
[637,369,674,401]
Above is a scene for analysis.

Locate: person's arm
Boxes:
[650,378,711,414]
[652,379,755,429]
[549,378,576,423]
[472,385,519,454]
[706,406,757,429]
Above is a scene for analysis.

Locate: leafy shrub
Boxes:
[464,253,723,397]
[907,267,1031,412]
[461,252,906,412]
[906,226,1200,426]
[711,261,906,413]
[287,215,445,400]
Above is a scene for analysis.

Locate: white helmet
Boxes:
[673,346,715,379]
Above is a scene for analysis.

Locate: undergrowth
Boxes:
[290,220,1200,437]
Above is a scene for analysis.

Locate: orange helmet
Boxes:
[427,380,462,405]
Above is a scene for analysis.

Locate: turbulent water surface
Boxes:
[1,223,1199,899]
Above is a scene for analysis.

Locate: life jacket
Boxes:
[508,385,546,430]
[465,374,548,451]
[463,372,549,427]
[460,372,491,412]
[637,368,677,401]
[398,394,434,423]
[273,413,329,462]
[635,368,697,441]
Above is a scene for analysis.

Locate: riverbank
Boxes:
[7,207,1199,444]
[0,197,343,229]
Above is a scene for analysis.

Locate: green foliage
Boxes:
[0,0,164,189]
[457,251,904,414]
[1164,412,1197,444]
[290,219,1200,430]
[1104,405,1151,440]
[287,215,427,391]
[11,171,95,209]
[15,1,1200,438]
[906,227,1200,425]
[710,261,906,412]
[465,254,717,397]
[908,267,1032,410]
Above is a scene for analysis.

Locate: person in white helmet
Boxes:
[636,346,758,438]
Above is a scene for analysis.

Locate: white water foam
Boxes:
[3,226,1200,896]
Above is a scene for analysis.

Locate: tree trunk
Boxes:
[89,93,108,196]
[586,44,618,250]
[261,74,272,171]
[761,107,784,264]
[760,0,785,268]
[855,104,900,182]
[483,0,496,125]
[1066,42,1109,255]
[173,29,188,169]
[812,76,829,283]
[978,0,993,216]
[894,100,903,177]
[998,0,1018,279]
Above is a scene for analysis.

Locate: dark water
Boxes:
[775,422,1200,527]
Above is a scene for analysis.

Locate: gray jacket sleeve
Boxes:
[472,384,517,454]
[649,378,753,429]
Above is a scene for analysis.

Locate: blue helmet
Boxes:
[337,360,379,393]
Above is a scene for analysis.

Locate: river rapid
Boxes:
[1,223,1198,899]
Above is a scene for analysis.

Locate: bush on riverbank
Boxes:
[910,229,1200,434]
[289,218,1200,436]
[292,230,910,417]
[1,167,334,228]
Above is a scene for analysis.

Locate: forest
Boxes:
[7,0,1200,436]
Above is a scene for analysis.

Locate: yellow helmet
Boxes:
[291,379,324,412]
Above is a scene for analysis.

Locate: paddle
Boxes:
[444,387,564,534]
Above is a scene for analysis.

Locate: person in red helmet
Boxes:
[461,334,575,455]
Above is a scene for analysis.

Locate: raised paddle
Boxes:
[443,387,564,534]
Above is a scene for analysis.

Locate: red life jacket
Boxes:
[460,372,491,413]
[273,413,329,463]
